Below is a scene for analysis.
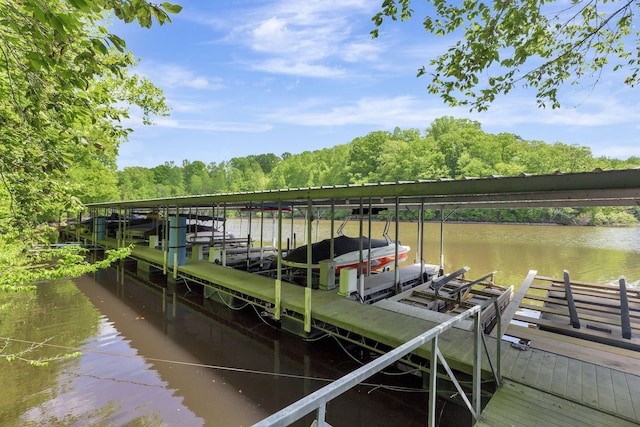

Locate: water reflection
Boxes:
[78,269,449,427]
[2,269,459,426]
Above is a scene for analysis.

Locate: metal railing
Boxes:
[253,300,501,427]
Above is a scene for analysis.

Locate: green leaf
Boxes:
[68,0,93,13]
[107,34,127,51]
[26,52,46,70]
[161,2,183,14]
[91,39,109,56]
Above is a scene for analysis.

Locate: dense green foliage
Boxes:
[116,117,640,225]
[372,0,640,110]
[0,1,180,291]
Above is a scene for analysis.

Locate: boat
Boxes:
[282,234,410,273]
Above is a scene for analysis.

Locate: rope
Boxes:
[0,336,430,393]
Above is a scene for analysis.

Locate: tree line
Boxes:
[114,117,640,225]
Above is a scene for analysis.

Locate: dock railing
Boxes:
[252,301,501,427]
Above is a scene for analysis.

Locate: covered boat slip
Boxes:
[82,168,640,425]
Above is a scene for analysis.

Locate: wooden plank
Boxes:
[579,362,597,409]
[550,354,569,396]
[610,369,634,420]
[546,290,640,312]
[628,370,640,421]
[506,346,534,383]
[511,314,640,350]
[523,294,640,319]
[534,351,556,392]
[497,344,521,379]
[519,302,640,330]
[530,283,640,305]
[521,347,544,386]
[565,357,583,402]
[595,365,617,415]
[535,275,640,294]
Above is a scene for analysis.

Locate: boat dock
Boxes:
[72,168,640,426]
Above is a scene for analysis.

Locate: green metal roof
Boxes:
[88,168,640,210]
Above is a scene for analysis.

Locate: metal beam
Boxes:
[87,169,640,211]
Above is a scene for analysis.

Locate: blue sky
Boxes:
[113,0,640,169]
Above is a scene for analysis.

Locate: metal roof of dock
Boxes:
[88,168,640,210]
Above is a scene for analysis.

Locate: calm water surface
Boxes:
[1,273,449,426]
[1,223,638,426]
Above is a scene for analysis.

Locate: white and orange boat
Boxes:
[282,234,410,274]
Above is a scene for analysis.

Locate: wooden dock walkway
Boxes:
[476,272,640,426]
[480,343,640,425]
[94,238,640,425]
[476,378,639,427]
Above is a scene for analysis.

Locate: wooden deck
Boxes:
[476,379,639,427]
[477,272,640,426]
[510,273,640,351]
[94,238,640,425]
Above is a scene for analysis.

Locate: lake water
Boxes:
[1,223,638,426]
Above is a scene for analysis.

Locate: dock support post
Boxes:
[275,201,283,320]
[394,196,400,293]
[439,207,445,275]
[304,198,313,333]
[619,276,632,339]
[304,287,312,333]
[428,336,438,427]
[275,278,282,319]
[330,200,335,261]
[473,310,482,420]
[163,206,168,275]
[563,269,581,328]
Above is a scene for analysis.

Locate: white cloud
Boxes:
[198,0,382,78]
[122,113,271,133]
[251,59,346,78]
[264,96,452,127]
[135,63,224,91]
[474,92,640,128]
[153,119,272,133]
